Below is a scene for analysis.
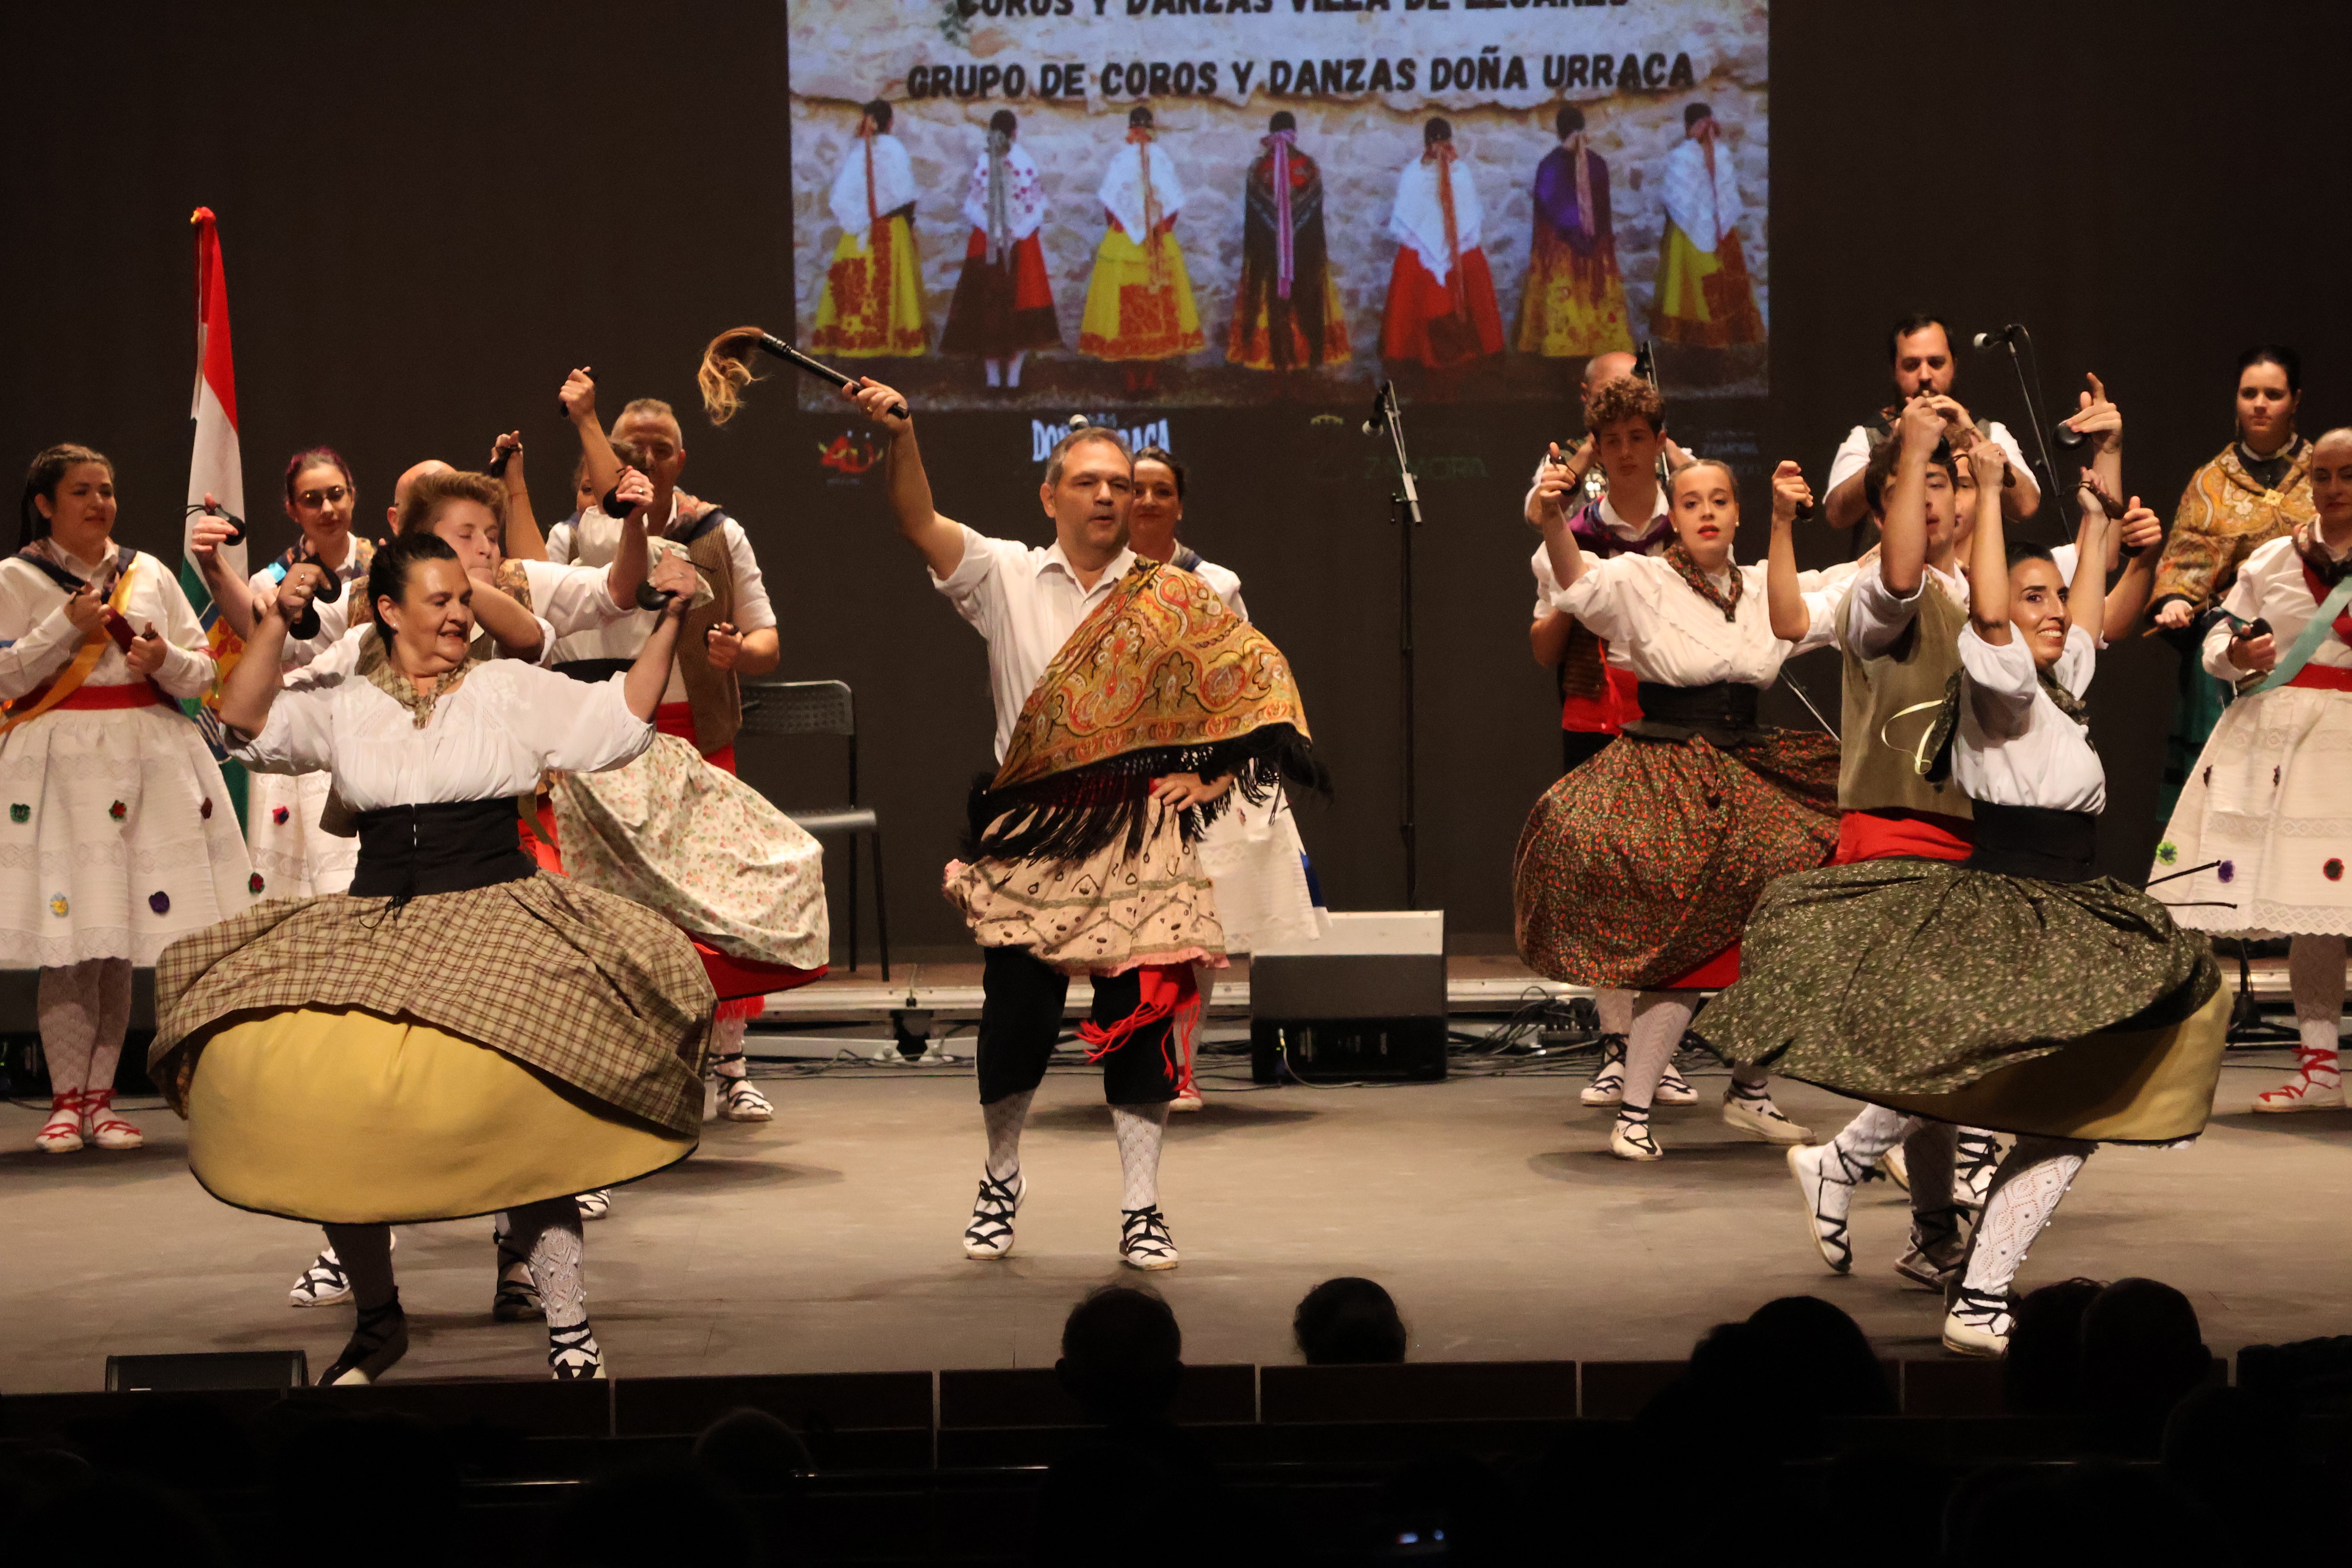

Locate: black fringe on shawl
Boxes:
[962,724,1328,867]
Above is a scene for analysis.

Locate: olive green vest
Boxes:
[1837,573,1973,818]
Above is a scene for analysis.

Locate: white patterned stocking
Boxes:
[507,1196,588,1329]
[1960,1138,2092,1298]
[1619,991,1695,1111]
[983,1088,1034,1187]
[1111,1102,1169,1211]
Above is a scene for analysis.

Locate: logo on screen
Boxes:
[1033,418,1169,462]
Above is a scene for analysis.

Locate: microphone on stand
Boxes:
[1360,382,1393,437]
[1973,325,2023,353]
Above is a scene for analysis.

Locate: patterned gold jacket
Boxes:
[2149,439,2314,616]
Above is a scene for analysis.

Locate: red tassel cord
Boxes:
[1078,963,1200,1089]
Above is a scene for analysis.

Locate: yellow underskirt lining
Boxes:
[187,1007,695,1223]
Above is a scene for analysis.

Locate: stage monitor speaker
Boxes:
[105,1350,309,1392]
[1249,911,1446,1084]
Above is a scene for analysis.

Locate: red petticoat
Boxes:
[1379,245,1504,368]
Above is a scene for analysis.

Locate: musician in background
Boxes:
[1821,315,2041,548]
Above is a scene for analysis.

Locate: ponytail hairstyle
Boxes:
[699,326,773,425]
[283,445,357,511]
[19,443,113,549]
[366,528,461,626]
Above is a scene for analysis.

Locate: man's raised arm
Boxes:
[849,379,968,580]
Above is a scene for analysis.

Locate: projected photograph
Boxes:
[786,0,1768,409]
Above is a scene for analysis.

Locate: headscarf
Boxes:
[1264,127,1298,299]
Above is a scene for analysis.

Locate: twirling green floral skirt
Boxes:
[1694,858,2226,1144]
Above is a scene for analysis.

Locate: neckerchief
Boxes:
[2038,665,2091,728]
[18,539,133,596]
[1571,496,1673,561]
[1664,541,1741,621]
[357,626,491,730]
[2297,525,2352,648]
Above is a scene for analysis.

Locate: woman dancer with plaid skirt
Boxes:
[1514,455,1844,1160]
[150,532,716,1384]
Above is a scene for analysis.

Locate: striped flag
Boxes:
[183,207,250,822]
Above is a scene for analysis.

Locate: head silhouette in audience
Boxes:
[1744,1295,1896,1418]
[693,1407,811,1498]
[2081,1277,2212,1453]
[1294,1277,1408,1365]
[1057,1283,1184,1426]
[2002,1277,2105,1414]
[1641,1296,1889,1468]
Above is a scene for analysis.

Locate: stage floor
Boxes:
[4,1049,2349,1394]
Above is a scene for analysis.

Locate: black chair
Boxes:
[738,678,889,981]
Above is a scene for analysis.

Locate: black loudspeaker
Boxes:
[1249,912,1447,1084]
[105,1351,310,1391]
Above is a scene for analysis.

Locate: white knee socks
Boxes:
[983,1089,1035,1187]
[1111,1102,1169,1210]
[1960,1137,2092,1298]
[1619,991,1695,1115]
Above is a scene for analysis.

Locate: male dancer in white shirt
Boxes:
[847,376,1231,1270]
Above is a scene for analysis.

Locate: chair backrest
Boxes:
[739,678,856,740]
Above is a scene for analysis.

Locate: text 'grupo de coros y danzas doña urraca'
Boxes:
[909,0,1700,104]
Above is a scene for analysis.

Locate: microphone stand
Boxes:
[1985,325,2073,540]
[1364,382,1423,907]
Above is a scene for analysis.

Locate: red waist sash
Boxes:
[2285,663,2352,692]
[1832,809,1975,866]
[32,680,167,712]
